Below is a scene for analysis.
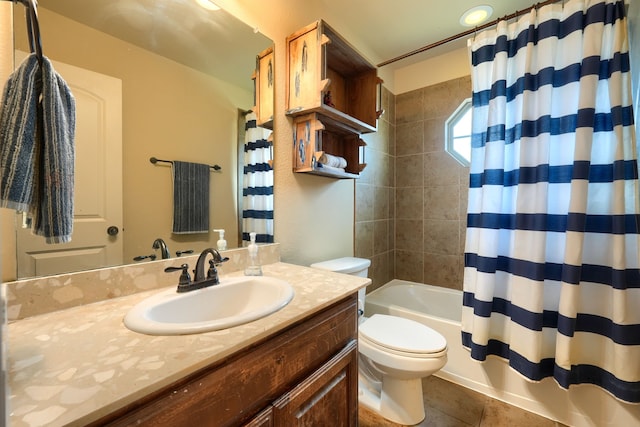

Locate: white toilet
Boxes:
[310,257,448,425]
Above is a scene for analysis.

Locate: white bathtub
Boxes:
[364,280,640,427]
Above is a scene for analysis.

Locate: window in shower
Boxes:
[445,98,472,166]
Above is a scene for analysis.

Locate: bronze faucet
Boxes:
[152,238,171,259]
[165,248,229,293]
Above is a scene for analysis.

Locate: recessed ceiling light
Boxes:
[195,0,220,11]
[460,5,493,27]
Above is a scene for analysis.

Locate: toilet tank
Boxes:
[310,257,371,278]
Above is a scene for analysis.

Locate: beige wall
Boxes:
[390,47,470,95]
[2,9,250,279]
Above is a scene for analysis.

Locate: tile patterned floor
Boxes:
[359,376,568,427]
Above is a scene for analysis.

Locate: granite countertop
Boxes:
[8,262,370,427]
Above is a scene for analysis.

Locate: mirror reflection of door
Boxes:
[16,52,123,278]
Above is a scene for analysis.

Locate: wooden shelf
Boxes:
[287,20,379,179]
[307,164,362,179]
[292,113,367,179]
[286,20,381,135]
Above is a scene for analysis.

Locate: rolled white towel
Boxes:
[318,153,347,169]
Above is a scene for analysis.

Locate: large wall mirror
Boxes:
[6,0,273,280]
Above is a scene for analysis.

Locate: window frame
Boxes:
[444,98,472,167]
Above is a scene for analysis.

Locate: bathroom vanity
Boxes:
[7,257,369,426]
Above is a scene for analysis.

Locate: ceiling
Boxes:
[32,0,557,87]
[34,0,272,92]
[318,0,552,69]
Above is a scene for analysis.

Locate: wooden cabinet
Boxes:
[293,113,366,179]
[286,20,381,179]
[272,342,357,426]
[253,46,275,129]
[91,295,359,427]
[286,20,380,133]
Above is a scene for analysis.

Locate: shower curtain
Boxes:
[462,0,640,403]
[242,112,274,243]
[630,0,640,175]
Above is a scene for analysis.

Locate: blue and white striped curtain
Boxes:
[242,112,274,243]
[462,0,640,403]
[630,0,640,169]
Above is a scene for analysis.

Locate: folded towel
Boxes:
[172,161,210,234]
[318,152,347,169]
[0,54,76,243]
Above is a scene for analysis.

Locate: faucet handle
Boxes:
[206,257,228,277]
[207,259,217,280]
[214,255,230,265]
[133,254,157,261]
[164,263,191,289]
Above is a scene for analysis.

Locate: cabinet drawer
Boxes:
[97,295,358,427]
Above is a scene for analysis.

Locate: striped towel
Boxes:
[0,54,76,243]
[172,161,210,234]
[0,54,40,212]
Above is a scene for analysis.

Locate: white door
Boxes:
[16,52,123,278]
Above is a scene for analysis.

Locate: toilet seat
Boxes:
[359,314,446,357]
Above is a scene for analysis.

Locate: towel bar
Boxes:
[150,157,221,171]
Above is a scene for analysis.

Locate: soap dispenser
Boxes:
[244,232,263,276]
[213,229,227,251]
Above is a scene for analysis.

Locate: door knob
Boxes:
[107,226,119,236]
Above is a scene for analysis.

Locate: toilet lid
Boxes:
[359,314,446,354]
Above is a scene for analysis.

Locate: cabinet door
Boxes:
[254,46,274,129]
[272,340,358,427]
[287,24,323,113]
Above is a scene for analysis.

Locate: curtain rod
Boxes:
[377,0,563,68]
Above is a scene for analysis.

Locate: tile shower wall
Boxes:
[395,76,471,290]
[355,87,395,290]
[355,77,471,292]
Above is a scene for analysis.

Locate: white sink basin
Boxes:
[124,276,294,335]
